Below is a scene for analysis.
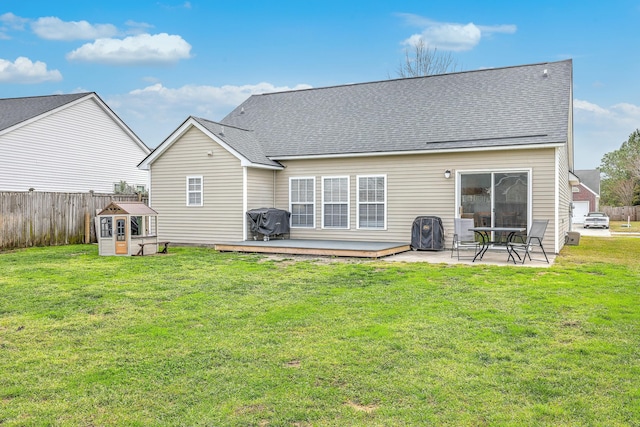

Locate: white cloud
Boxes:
[66,33,192,65]
[573,99,640,168]
[31,16,117,40]
[1,12,29,38]
[128,82,312,106]
[574,99,640,126]
[0,56,62,83]
[124,20,154,35]
[477,24,517,35]
[611,102,640,118]
[108,82,312,146]
[574,99,611,115]
[159,2,193,10]
[1,12,29,30]
[398,14,516,51]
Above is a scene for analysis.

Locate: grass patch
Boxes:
[610,220,640,232]
[1,239,639,426]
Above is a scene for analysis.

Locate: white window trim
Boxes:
[186,175,203,207]
[356,174,387,230]
[321,176,350,229]
[289,176,316,228]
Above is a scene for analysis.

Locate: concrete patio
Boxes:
[384,247,555,267]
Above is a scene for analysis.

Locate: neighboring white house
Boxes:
[139,60,578,254]
[0,92,150,193]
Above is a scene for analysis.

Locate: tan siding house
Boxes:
[140,60,578,254]
[150,126,245,243]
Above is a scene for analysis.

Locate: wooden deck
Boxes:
[215,239,411,258]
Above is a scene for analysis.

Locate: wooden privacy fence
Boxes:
[0,192,147,251]
[601,206,640,221]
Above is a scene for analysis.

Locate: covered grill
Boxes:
[411,216,445,251]
[246,208,291,241]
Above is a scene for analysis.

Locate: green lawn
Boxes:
[611,220,640,233]
[1,238,639,426]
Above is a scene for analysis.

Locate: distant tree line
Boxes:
[600,129,640,206]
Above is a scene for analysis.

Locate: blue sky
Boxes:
[1,0,639,169]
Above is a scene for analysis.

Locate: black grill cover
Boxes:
[411,216,445,251]
[246,208,291,237]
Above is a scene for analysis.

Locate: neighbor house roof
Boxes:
[0,92,150,153]
[575,169,601,194]
[140,59,572,169]
[0,93,91,132]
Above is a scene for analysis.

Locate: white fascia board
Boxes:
[240,159,283,170]
[270,142,566,161]
[138,117,194,170]
[568,171,580,186]
[138,117,284,171]
[192,121,283,170]
[578,182,599,197]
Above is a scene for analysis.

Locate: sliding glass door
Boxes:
[458,171,529,232]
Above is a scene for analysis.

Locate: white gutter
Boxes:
[270,142,566,162]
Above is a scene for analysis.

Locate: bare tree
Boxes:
[610,178,637,207]
[395,39,460,78]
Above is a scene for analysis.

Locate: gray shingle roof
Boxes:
[192,117,282,167]
[220,60,572,160]
[575,169,601,194]
[0,92,92,132]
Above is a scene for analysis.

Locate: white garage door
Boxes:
[572,201,590,224]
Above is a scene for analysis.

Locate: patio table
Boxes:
[469,226,526,262]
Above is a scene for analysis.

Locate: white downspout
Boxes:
[554,148,560,254]
[243,166,248,241]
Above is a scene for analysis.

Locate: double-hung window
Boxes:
[357,175,386,229]
[322,176,349,229]
[290,177,315,228]
[186,176,203,206]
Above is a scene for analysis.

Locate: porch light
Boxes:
[444,169,451,179]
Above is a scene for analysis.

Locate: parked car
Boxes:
[583,212,609,229]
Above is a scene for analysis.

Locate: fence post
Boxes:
[84,211,91,244]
